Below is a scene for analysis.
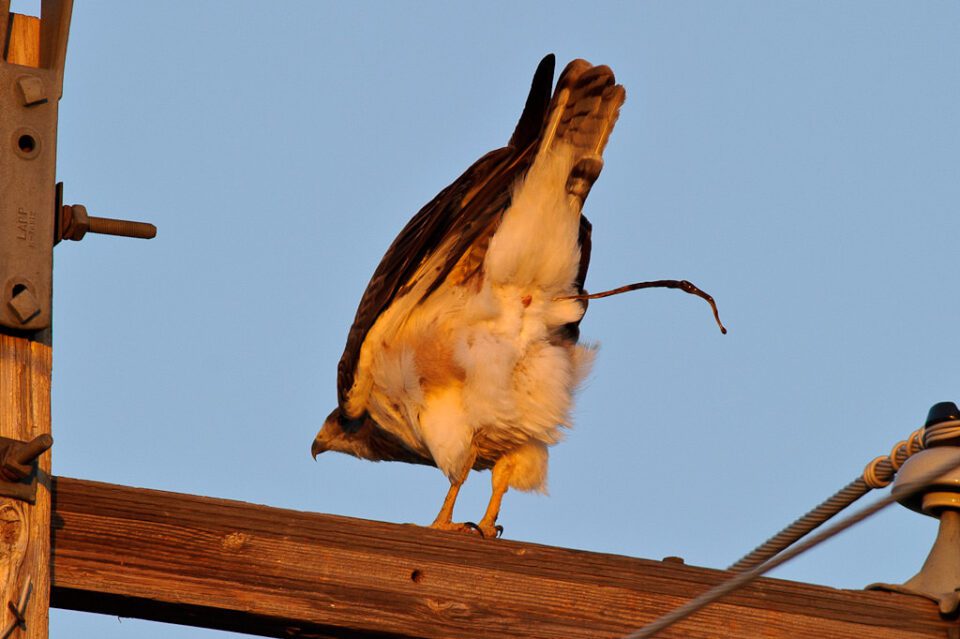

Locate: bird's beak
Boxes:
[311,436,324,460]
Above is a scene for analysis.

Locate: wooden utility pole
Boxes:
[2,5,151,638]
[0,10,53,639]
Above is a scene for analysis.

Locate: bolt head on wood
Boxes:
[7,283,41,323]
[16,75,47,106]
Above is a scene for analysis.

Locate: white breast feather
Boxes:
[354,144,596,490]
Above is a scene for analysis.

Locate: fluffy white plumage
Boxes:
[358,144,596,490]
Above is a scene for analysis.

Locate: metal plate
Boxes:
[0,63,58,331]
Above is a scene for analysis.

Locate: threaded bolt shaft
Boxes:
[87,216,157,239]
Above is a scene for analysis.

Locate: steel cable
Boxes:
[625,448,960,639]
[728,428,923,572]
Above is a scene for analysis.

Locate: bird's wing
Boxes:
[336,55,556,411]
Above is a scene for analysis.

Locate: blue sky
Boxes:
[16,1,959,636]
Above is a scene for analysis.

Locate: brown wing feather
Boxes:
[336,55,557,411]
[508,53,555,149]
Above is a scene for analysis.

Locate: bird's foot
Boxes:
[474,521,505,539]
[429,520,483,535]
[429,520,503,538]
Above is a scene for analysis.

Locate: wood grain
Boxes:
[50,477,950,638]
[0,335,52,639]
[5,13,39,66]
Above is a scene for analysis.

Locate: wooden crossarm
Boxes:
[50,476,949,639]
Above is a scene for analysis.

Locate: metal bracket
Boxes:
[0,434,52,504]
[0,0,72,332]
[1,2,156,332]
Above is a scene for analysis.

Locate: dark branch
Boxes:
[560,279,727,334]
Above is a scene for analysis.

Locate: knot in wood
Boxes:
[0,505,24,551]
[220,532,250,551]
[424,598,472,620]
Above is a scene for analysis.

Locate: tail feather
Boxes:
[509,54,556,150]
[547,61,625,158]
[538,59,625,206]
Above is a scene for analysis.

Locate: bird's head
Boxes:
[312,407,364,459]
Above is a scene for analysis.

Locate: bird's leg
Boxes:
[431,478,465,529]
[475,464,510,539]
[429,453,480,534]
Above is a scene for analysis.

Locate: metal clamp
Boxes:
[0,434,52,503]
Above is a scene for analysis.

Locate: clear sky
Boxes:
[17,1,959,636]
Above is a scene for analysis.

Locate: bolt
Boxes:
[7,285,40,324]
[2,577,32,638]
[13,435,53,467]
[16,76,46,107]
[0,435,53,482]
[61,204,156,241]
[87,215,157,239]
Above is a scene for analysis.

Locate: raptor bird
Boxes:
[313,54,625,538]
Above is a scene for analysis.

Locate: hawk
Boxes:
[313,54,625,538]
